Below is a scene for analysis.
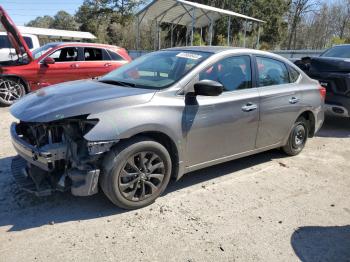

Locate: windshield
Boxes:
[321,45,350,58]
[32,43,57,59]
[99,50,211,89]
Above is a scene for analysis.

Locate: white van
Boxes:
[0,32,40,61]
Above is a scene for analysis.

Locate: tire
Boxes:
[100,137,172,209]
[282,117,309,156]
[0,77,26,106]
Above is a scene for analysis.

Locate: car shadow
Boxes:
[316,116,350,138]
[291,225,350,262]
[0,150,285,232]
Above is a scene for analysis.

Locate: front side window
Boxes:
[49,47,79,62]
[257,57,290,87]
[84,47,103,61]
[99,50,211,89]
[199,55,252,92]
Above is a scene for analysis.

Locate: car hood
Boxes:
[10,80,156,122]
[0,6,33,61]
[310,57,350,73]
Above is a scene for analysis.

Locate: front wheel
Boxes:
[100,137,172,209]
[0,78,26,106]
[282,117,309,156]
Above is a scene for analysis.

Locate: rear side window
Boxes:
[84,48,103,61]
[107,50,125,61]
[23,36,33,49]
[288,66,301,82]
[199,55,252,92]
[256,57,290,87]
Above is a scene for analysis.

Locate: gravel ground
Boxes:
[0,106,349,262]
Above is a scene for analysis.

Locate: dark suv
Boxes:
[294,44,350,117]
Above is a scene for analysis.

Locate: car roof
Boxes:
[163,46,242,53]
[42,42,122,50]
[163,46,287,60]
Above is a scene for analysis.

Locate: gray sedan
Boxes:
[10,47,325,209]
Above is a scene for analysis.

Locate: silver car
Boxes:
[10,47,325,209]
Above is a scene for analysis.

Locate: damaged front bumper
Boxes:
[10,121,115,197]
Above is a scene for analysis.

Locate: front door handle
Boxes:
[104,63,112,67]
[70,64,80,68]
[242,103,258,112]
[289,97,300,104]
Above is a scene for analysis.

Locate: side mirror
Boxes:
[43,57,55,65]
[194,80,223,96]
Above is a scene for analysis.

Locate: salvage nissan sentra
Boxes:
[10,47,325,209]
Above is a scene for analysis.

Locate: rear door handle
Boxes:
[104,63,112,67]
[289,97,300,104]
[70,64,79,68]
[242,103,258,112]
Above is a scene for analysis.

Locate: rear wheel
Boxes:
[282,117,309,156]
[100,137,172,209]
[0,78,26,106]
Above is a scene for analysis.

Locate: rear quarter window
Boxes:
[107,50,125,61]
[256,56,290,87]
[288,66,301,82]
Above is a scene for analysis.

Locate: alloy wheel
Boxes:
[119,151,165,202]
[0,79,25,104]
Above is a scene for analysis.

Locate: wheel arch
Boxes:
[126,131,180,180]
[296,110,316,137]
[1,74,30,93]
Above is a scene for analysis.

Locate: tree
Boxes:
[52,11,78,30]
[26,11,78,31]
[26,15,54,28]
[286,0,319,49]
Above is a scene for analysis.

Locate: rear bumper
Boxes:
[325,103,349,117]
[308,72,350,118]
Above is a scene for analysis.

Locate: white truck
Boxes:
[0,32,40,61]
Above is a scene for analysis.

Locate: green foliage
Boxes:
[259,41,271,50]
[26,15,54,28]
[26,11,77,31]
[330,37,350,46]
[193,32,205,46]
[216,34,227,46]
[52,11,78,30]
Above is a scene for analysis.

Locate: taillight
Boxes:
[319,86,326,99]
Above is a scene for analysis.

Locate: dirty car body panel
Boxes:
[9,47,325,207]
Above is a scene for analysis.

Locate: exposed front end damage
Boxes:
[10,116,117,197]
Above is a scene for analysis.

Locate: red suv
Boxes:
[0,6,131,106]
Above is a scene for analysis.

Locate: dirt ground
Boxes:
[0,106,349,262]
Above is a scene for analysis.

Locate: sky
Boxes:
[0,0,85,26]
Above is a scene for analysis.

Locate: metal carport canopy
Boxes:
[136,0,265,49]
[137,0,265,28]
